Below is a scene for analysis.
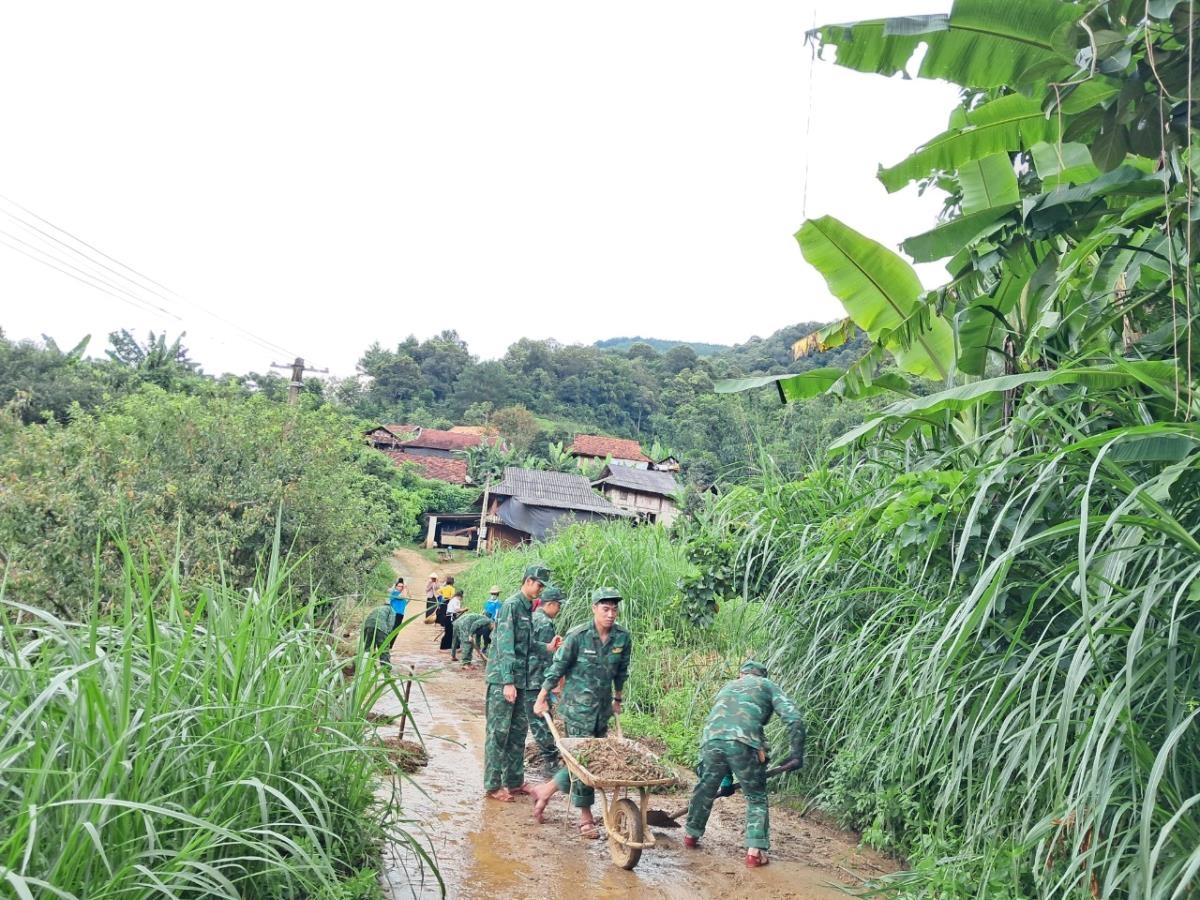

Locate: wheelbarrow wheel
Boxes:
[608,797,643,870]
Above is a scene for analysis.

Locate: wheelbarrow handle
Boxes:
[542,711,563,743]
[543,708,623,742]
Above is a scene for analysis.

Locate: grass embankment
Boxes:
[711,451,1200,898]
[0,560,432,900]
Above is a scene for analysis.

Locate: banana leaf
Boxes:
[902,206,1015,264]
[714,368,911,403]
[811,0,1081,90]
[829,361,1179,452]
[797,216,952,380]
[960,153,1020,214]
[791,317,856,357]
[879,94,1061,193]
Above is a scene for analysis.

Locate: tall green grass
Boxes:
[0,549,431,899]
[714,417,1200,898]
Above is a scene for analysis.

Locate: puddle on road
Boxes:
[372,638,862,900]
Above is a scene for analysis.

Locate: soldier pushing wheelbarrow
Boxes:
[530,586,632,841]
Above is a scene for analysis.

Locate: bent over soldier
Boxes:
[452,611,494,667]
[683,660,806,868]
[530,586,632,840]
[482,564,549,802]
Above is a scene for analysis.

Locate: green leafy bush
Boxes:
[0,388,402,614]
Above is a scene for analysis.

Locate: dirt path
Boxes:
[371,547,897,899]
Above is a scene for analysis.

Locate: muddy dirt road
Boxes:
[371,549,895,899]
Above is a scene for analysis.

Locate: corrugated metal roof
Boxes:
[490,467,627,516]
[593,465,680,497]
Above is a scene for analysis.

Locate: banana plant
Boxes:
[722,0,1199,453]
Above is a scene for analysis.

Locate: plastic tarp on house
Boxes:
[495,497,613,541]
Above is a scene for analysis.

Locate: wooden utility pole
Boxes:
[477,475,491,554]
[270,357,329,406]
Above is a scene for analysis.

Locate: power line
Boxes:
[0,193,178,298]
[0,228,178,319]
[0,194,302,362]
[1,206,185,322]
[1,223,291,361]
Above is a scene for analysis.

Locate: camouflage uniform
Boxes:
[483,587,543,792]
[452,612,493,665]
[361,605,395,666]
[684,668,806,851]
[526,606,561,765]
[541,619,633,808]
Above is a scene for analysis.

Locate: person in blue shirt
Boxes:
[482,585,502,655]
[484,585,503,619]
[389,577,409,640]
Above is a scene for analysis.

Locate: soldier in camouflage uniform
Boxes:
[452,610,495,667]
[526,585,565,767]
[482,564,551,802]
[530,587,632,839]
[361,605,397,666]
[683,660,806,868]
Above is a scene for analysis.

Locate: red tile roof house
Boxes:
[383,451,470,485]
[568,434,651,470]
[394,427,485,457]
[367,425,496,486]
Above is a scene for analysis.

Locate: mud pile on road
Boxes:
[570,738,673,783]
[376,735,429,773]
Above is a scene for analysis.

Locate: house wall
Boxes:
[575,455,649,471]
[600,487,678,526]
[485,522,528,551]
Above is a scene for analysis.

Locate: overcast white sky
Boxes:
[1,2,958,378]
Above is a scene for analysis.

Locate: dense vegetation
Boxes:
[0,387,468,616]
[0,549,428,899]
[1,317,873,488]
[706,2,1200,897]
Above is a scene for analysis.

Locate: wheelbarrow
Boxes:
[543,713,675,870]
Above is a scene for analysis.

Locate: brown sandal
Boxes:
[579,821,599,840]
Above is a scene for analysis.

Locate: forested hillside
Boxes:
[591,336,730,356]
[2,319,874,486]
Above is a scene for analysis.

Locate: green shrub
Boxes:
[0,388,400,615]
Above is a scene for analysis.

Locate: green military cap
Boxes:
[541,585,564,604]
[740,660,768,677]
[524,564,551,584]
[591,586,622,605]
